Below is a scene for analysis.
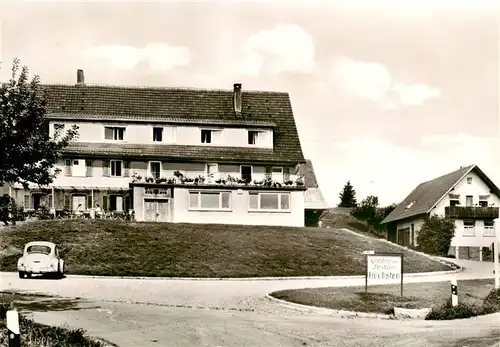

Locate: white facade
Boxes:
[50,121,274,149]
[395,170,500,258]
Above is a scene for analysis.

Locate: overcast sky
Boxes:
[1,1,499,206]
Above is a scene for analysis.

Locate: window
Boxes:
[109,195,124,212]
[248,131,259,145]
[450,199,460,207]
[467,177,472,184]
[206,163,218,181]
[54,123,65,133]
[188,191,231,210]
[104,126,125,141]
[201,129,212,144]
[110,160,123,177]
[271,167,283,181]
[465,196,473,207]
[479,200,488,207]
[71,159,86,177]
[484,220,495,237]
[149,161,161,179]
[240,165,252,183]
[248,192,291,212]
[153,127,163,142]
[463,220,475,236]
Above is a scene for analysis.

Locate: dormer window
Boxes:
[105,126,125,141]
[153,127,163,142]
[54,123,65,133]
[200,129,221,144]
[248,131,259,145]
[201,129,212,144]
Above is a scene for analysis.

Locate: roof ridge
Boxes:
[420,164,476,185]
[40,83,289,95]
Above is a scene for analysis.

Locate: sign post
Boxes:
[7,310,20,347]
[451,277,459,306]
[365,252,404,297]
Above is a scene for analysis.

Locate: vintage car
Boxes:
[17,241,66,278]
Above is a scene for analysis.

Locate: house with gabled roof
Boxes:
[381,164,500,260]
[8,69,311,227]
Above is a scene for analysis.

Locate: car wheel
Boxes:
[18,271,25,279]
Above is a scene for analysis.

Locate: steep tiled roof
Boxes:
[297,159,328,209]
[297,159,319,188]
[40,84,305,164]
[382,165,500,224]
[62,142,299,164]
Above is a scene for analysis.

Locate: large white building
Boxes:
[382,164,500,260]
[8,69,325,227]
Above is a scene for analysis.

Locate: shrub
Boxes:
[0,302,105,347]
[417,215,456,256]
[36,205,52,220]
[482,287,500,314]
[425,297,482,320]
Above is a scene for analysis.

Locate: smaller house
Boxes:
[381,165,500,260]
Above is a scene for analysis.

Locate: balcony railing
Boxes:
[445,206,499,219]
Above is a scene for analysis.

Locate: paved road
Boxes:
[1,258,500,346]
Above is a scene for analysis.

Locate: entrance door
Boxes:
[144,199,170,222]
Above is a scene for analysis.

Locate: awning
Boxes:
[304,187,328,210]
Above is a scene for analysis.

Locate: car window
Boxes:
[26,245,51,255]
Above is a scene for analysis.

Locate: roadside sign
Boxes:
[365,252,404,297]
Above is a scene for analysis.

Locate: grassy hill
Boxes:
[0,220,451,278]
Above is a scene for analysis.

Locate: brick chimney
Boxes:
[77,69,85,85]
[233,83,242,115]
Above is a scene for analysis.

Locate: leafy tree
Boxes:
[351,195,378,221]
[0,58,78,188]
[416,215,456,256]
[338,181,357,207]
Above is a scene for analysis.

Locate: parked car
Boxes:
[17,241,66,279]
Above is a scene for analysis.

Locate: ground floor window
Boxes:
[23,193,52,210]
[248,192,290,212]
[72,195,87,211]
[484,220,495,237]
[109,195,124,212]
[188,191,231,210]
[463,220,475,236]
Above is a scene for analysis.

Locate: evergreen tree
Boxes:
[0,58,79,188]
[338,180,357,207]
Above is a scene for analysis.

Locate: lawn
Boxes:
[0,219,451,278]
[270,279,496,314]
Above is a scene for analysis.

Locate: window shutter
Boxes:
[265,166,272,179]
[103,195,108,211]
[87,195,93,209]
[124,160,130,177]
[64,159,72,176]
[64,194,71,210]
[85,160,93,177]
[283,167,290,181]
[48,194,53,209]
[103,160,110,177]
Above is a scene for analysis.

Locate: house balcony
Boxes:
[445,206,500,220]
